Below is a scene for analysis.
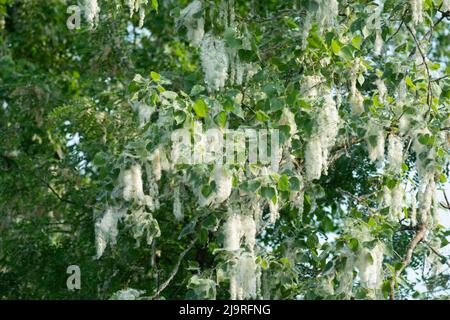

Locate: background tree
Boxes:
[0,0,449,300]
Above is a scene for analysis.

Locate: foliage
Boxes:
[0,0,449,300]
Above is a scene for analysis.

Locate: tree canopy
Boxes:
[0,0,450,300]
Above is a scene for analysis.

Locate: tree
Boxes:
[0,0,449,300]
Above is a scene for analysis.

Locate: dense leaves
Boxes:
[0,0,449,300]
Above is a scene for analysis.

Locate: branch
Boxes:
[441,190,450,211]
[35,175,78,206]
[405,23,433,113]
[389,223,427,300]
[423,240,450,268]
[336,187,377,215]
[431,74,449,82]
[386,9,408,44]
[149,235,199,300]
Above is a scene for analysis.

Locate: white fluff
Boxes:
[223,214,241,251]
[410,0,424,25]
[410,192,417,226]
[122,164,145,202]
[229,270,238,300]
[200,34,229,91]
[95,207,125,259]
[319,95,339,158]
[145,163,160,211]
[374,29,383,56]
[236,253,258,299]
[173,186,183,221]
[279,108,297,136]
[397,80,407,106]
[84,0,100,27]
[366,120,385,163]
[126,0,149,27]
[418,174,436,226]
[443,0,450,12]
[126,208,160,245]
[301,75,322,99]
[387,134,403,174]
[179,0,205,46]
[305,136,323,181]
[357,243,384,290]
[215,165,233,203]
[138,104,154,126]
[132,164,145,200]
[350,89,364,115]
[398,115,411,136]
[268,199,279,224]
[382,186,392,208]
[110,288,145,300]
[305,94,339,180]
[412,128,433,177]
[240,215,256,251]
[376,79,387,103]
[317,0,339,33]
[301,15,312,49]
[150,147,169,182]
[336,253,355,296]
[373,4,383,56]
[390,184,404,219]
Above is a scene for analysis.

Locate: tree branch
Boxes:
[390,223,427,300]
[405,23,433,113]
[149,235,199,300]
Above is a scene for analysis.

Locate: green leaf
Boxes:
[256,110,270,122]
[277,175,290,192]
[285,18,299,29]
[405,77,416,90]
[261,259,269,270]
[418,134,434,146]
[241,180,261,192]
[201,184,213,197]
[93,152,107,167]
[270,97,284,111]
[238,49,258,63]
[338,45,354,61]
[199,228,209,245]
[193,99,208,118]
[349,238,359,252]
[280,257,291,266]
[368,217,377,228]
[178,217,198,239]
[151,0,158,11]
[289,176,301,191]
[351,35,362,50]
[150,71,161,81]
[323,261,334,274]
[190,84,205,96]
[260,186,276,201]
[331,39,341,55]
[224,28,242,49]
[214,111,227,128]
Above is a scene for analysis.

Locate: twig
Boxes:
[405,24,433,114]
[441,190,450,211]
[389,223,427,300]
[149,235,199,300]
[36,176,77,206]
[337,187,378,215]
[423,240,450,268]
[431,74,449,82]
[386,9,408,44]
